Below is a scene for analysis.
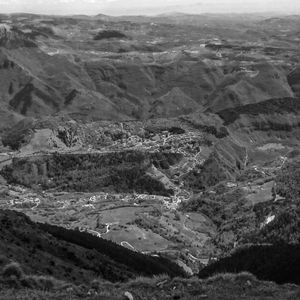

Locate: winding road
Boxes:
[121,241,136,251]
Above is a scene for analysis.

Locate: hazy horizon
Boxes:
[0,0,299,16]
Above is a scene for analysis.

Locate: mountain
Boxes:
[0,13,297,129]
[0,12,300,298]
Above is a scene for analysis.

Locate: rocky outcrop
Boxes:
[0,24,37,48]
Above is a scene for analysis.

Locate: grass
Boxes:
[0,261,72,293]
[206,272,257,284]
[1,270,300,299]
[125,274,170,288]
[0,289,83,300]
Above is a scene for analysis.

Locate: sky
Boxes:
[0,0,299,16]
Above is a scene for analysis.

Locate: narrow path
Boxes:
[121,241,136,251]
[31,198,40,210]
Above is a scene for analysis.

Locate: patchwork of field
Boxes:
[245,180,274,205]
[0,186,216,272]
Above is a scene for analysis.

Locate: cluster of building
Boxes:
[104,130,204,157]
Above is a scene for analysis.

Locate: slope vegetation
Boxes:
[208,63,294,112]
[198,244,300,285]
[0,209,184,284]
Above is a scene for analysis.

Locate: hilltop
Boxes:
[0,13,298,131]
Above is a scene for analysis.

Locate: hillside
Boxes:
[0,13,298,131]
[0,12,300,299]
[1,151,181,195]
[1,271,300,300]
[216,97,300,126]
[208,63,294,112]
[198,244,300,285]
[0,209,184,284]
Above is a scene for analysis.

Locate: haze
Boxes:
[0,0,300,16]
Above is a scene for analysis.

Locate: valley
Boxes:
[0,11,300,299]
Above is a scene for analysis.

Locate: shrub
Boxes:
[8,82,14,94]
[206,272,257,284]
[94,30,127,40]
[174,211,181,221]
[21,275,56,290]
[199,244,300,285]
[0,255,9,267]
[126,274,170,288]
[2,262,24,279]
[1,118,34,150]
[217,97,300,126]
[88,279,114,293]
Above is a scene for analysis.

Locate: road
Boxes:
[121,241,136,251]
[182,214,198,234]
[86,229,101,238]
[188,253,200,261]
[103,222,119,235]
[31,198,40,210]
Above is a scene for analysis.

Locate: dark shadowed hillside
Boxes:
[0,209,184,284]
[198,244,300,285]
[216,97,300,126]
